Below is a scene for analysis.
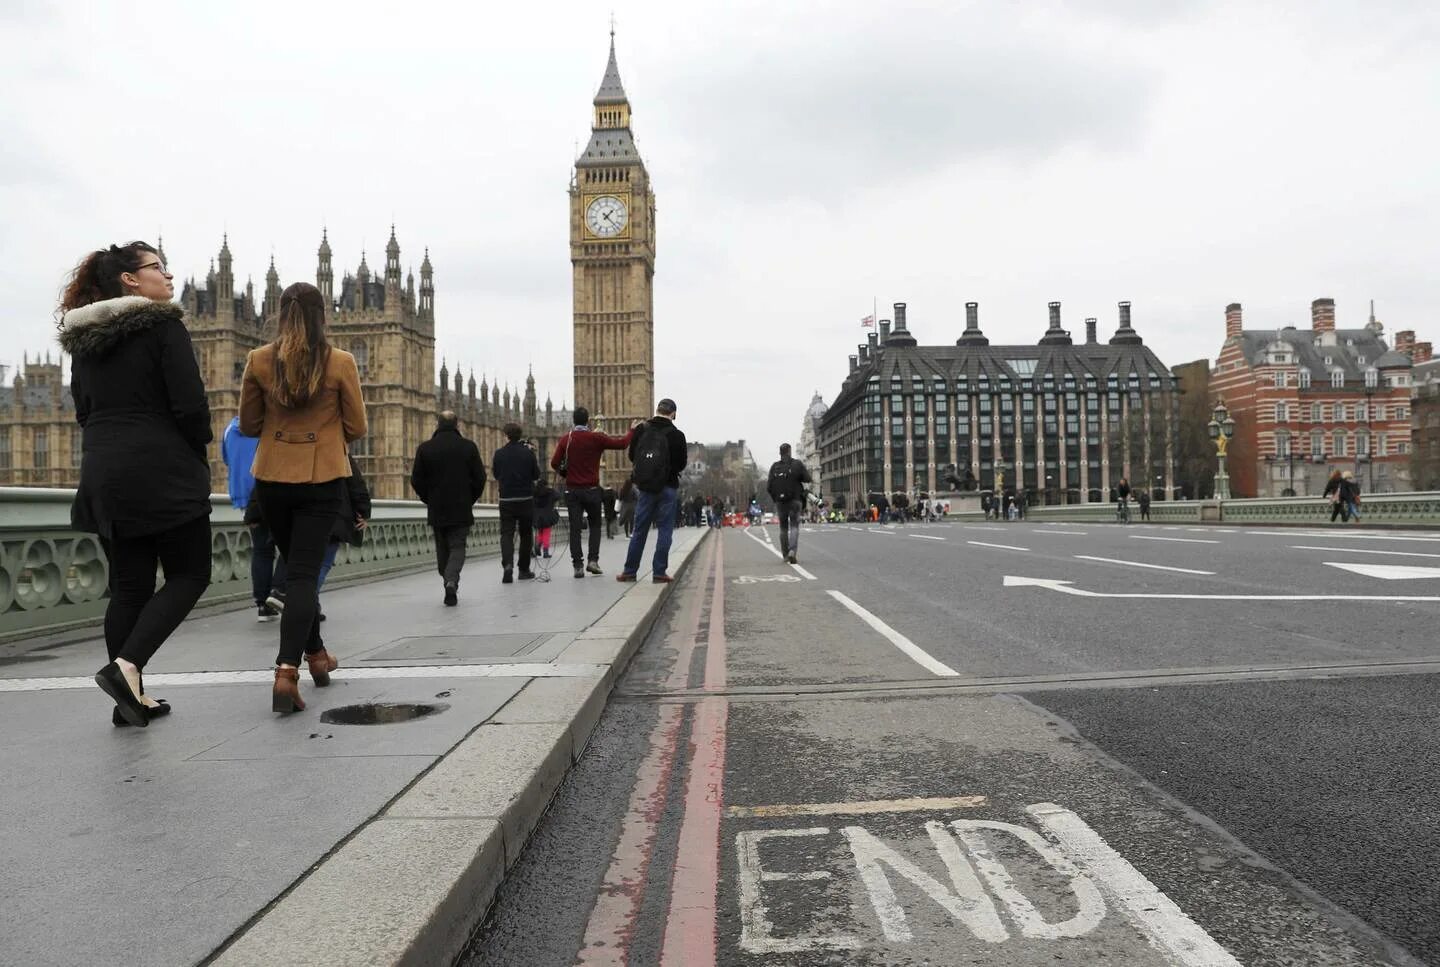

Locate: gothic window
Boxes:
[352,340,369,379]
[71,431,81,467]
[0,426,10,470]
[33,428,48,470]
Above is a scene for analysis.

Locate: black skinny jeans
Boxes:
[499,498,534,571]
[255,480,340,667]
[566,486,604,566]
[101,514,212,670]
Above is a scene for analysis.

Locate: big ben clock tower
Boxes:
[571,31,656,482]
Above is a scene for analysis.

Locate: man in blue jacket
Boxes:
[222,416,284,621]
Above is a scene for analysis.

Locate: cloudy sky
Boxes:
[3,0,1437,468]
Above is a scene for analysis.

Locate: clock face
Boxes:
[586,195,628,238]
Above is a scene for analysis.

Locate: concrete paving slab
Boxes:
[490,673,611,757]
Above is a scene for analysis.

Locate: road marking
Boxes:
[0,662,609,692]
[791,564,818,581]
[1028,804,1242,965]
[967,540,1030,552]
[1003,574,1440,601]
[1250,531,1440,543]
[1130,535,1219,545]
[1324,562,1440,580]
[738,828,863,953]
[1074,555,1216,576]
[1292,545,1440,559]
[742,526,783,560]
[910,534,947,541]
[826,591,959,677]
[963,525,1008,531]
[950,819,1105,939]
[734,574,802,583]
[727,796,988,818]
[1036,530,1088,536]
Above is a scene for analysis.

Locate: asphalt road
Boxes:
[462,520,1439,966]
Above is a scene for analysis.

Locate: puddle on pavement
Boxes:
[320,702,450,725]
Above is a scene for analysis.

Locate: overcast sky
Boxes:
[3,0,1437,469]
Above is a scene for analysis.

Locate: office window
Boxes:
[1335,403,1347,423]
[1365,368,1379,389]
[1273,371,1286,388]
[1276,430,1292,457]
[1331,370,1344,388]
[1333,429,1347,456]
[1298,368,1311,388]
[1310,428,1323,455]
[1356,403,1368,422]
[1375,433,1387,457]
[1356,429,1370,456]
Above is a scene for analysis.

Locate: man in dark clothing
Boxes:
[618,399,688,583]
[411,411,488,605]
[551,406,635,579]
[766,443,813,564]
[602,486,619,539]
[492,422,539,584]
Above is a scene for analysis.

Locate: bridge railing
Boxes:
[0,488,569,643]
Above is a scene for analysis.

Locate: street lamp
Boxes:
[1045,473,1054,506]
[1207,399,1237,500]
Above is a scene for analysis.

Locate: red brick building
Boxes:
[1210,299,1416,497]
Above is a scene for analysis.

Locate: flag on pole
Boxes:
[860,315,875,329]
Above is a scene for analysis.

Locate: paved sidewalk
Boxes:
[0,526,707,967]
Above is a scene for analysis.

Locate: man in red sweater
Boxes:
[551,406,636,578]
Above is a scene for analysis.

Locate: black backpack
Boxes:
[768,459,799,502]
[632,424,671,494]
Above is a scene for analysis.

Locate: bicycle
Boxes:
[1115,498,1131,524]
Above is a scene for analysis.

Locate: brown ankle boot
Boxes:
[272,667,305,713]
[305,649,338,687]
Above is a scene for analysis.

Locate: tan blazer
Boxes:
[239,345,367,484]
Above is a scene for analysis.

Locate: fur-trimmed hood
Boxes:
[58,296,185,358]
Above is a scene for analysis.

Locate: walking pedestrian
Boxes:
[223,416,283,622]
[1343,471,1362,523]
[766,443,813,564]
[411,410,488,605]
[1324,469,1349,523]
[493,422,539,584]
[240,281,366,714]
[620,481,637,535]
[1137,489,1151,522]
[602,485,619,539]
[533,475,560,560]
[59,241,212,727]
[550,406,636,579]
[617,399,688,583]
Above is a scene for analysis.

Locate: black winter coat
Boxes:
[411,425,487,528]
[333,455,372,546]
[492,441,540,500]
[59,297,212,539]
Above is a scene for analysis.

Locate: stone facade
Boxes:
[570,35,657,485]
[794,392,828,496]
[1209,299,1417,497]
[1411,353,1440,490]
[2,233,567,500]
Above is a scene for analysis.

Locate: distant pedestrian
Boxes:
[492,421,539,584]
[1343,471,1362,523]
[1137,489,1151,522]
[551,406,636,579]
[241,282,366,714]
[533,475,560,560]
[602,485,619,539]
[59,241,212,727]
[618,398,688,583]
[411,410,488,605]
[223,416,284,622]
[1324,470,1349,523]
[766,443,812,565]
[620,480,637,536]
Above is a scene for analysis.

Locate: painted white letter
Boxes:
[950,819,1106,939]
[736,827,862,954]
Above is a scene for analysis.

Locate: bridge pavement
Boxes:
[0,526,707,967]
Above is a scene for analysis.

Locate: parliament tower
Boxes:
[570,31,656,482]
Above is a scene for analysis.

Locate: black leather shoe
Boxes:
[518,569,535,580]
[95,662,148,728]
[112,700,170,727]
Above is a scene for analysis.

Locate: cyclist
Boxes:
[1115,477,1132,524]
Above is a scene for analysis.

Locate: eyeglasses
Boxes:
[136,261,170,275]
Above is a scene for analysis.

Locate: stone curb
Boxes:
[208,528,710,967]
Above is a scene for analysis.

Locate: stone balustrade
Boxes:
[0,488,570,644]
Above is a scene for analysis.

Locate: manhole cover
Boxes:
[320,702,450,725]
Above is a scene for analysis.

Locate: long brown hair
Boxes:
[271,282,330,408]
[56,242,158,326]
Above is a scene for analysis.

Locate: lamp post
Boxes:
[1208,399,1236,500]
[1045,473,1054,506]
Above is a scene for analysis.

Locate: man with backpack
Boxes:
[617,398,687,583]
[766,443,813,565]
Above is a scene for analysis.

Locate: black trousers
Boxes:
[566,486,604,566]
[499,499,534,571]
[434,525,470,586]
[255,479,339,667]
[776,499,803,556]
[101,514,211,669]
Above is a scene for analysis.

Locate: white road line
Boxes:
[1291,545,1440,559]
[1250,531,1440,543]
[909,534,947,541]
[1028,804,1243,966]
[1035,530,1088,536]
[826,590,959,677]
[742,526,784,560]
[968,540,1030,552]
[1074,555,1216,576]
[727,795,988,818]
[791,564,818,581]
[0,662,609,693]
[963,525,1008,531]
[1130,535,1219,545]
[1325,562,1440,581]
[1002,574,1440,602]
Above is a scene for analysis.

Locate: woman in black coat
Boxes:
[57,242,213,728]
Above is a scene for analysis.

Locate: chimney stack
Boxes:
[1396,330,1417,356]
[849,354,859,373]
[879,320,891,343]
[887,302,918,347]
[958,302,989,346]
[1109,300,1143,346]
[1414,342,1433,364]
[1040,301,1072,345]
[1085,317,1098,344]
[1225,302,1243,340]
[867,332,879,352]
[859,344,869,363]
[894,303,907,332]
[1311,298,1336,333]
[1048,302,1062,330]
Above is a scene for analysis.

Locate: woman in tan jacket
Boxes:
[240,282,366,712]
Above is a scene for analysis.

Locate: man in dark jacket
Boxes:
[550,406,635,579]
[492,422,539,584]
[411,411,488,605]
[766,443,813,564]
[602,486,619,539]
[618,398,688,583]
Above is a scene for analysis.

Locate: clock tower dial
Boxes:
[585,195,628,238]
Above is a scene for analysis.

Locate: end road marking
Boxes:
[727,796,988,818]
[1003,574,1440,601]
[1324,562,1440,580]
[1130,535,1220,545]
[826,590,959,677]
[968,540,1030,552]
[1074,555,1216,576]
[1294,545,1440,559]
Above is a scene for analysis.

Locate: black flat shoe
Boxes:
[112,700,170,727]
[96,662,148,728]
